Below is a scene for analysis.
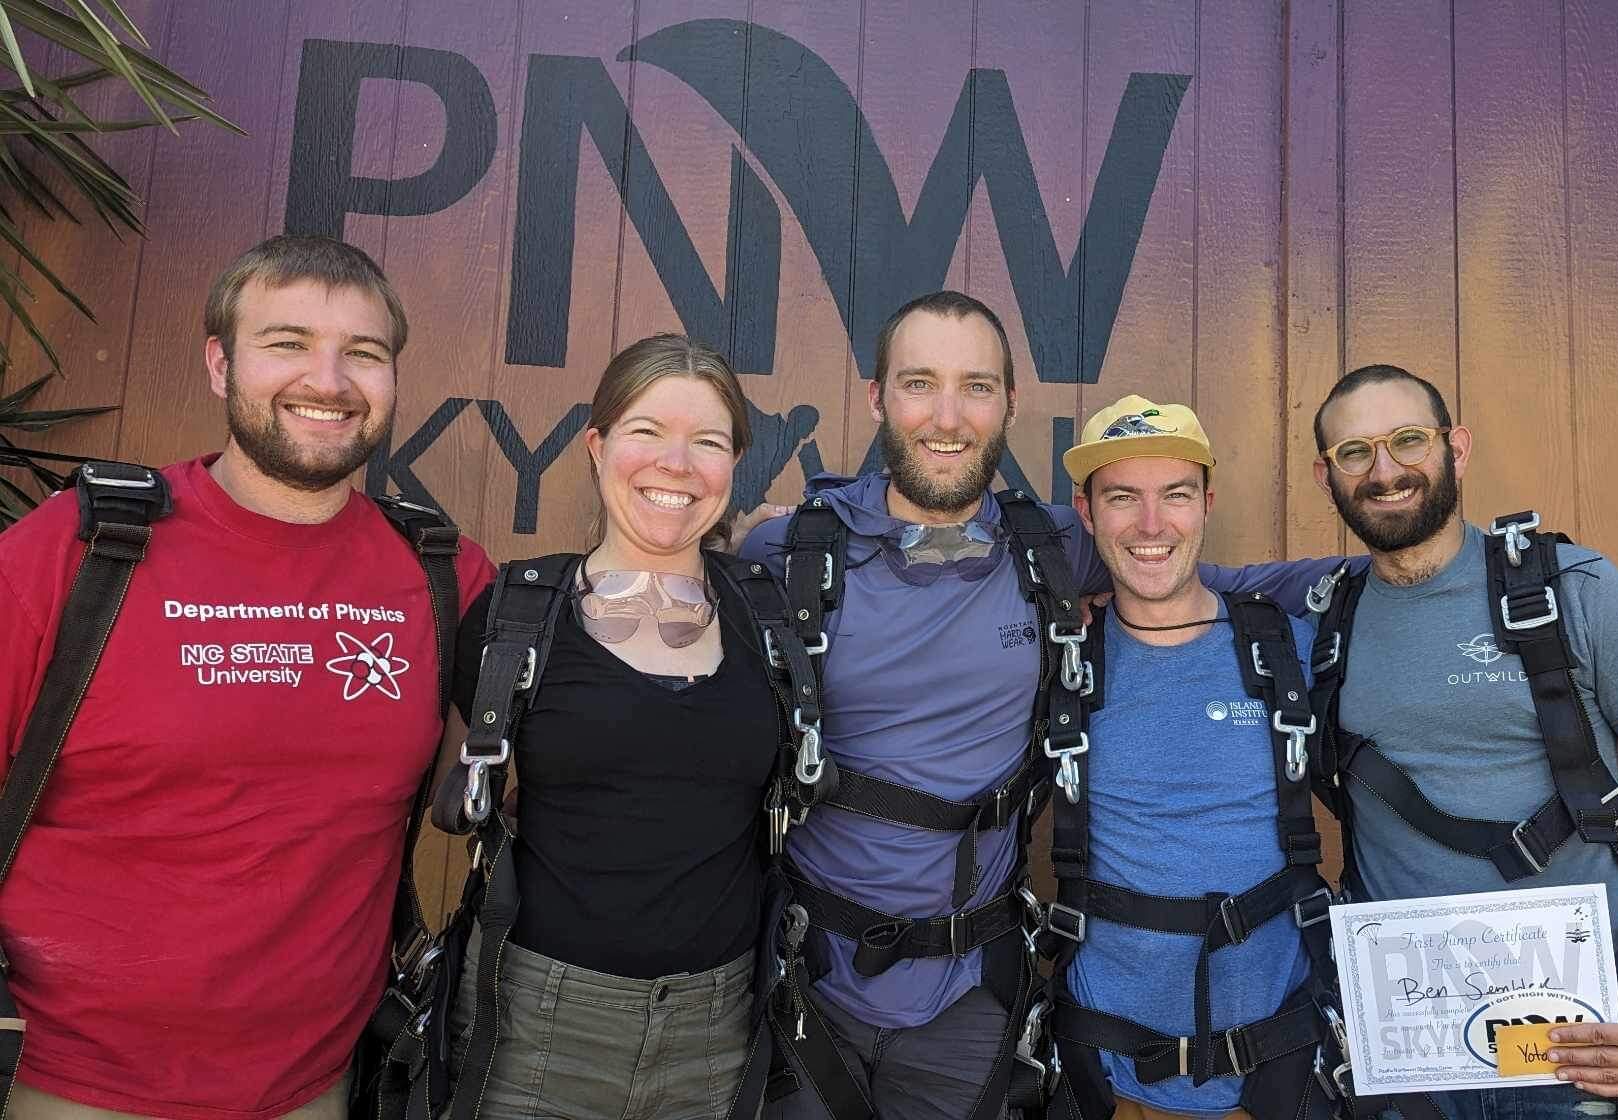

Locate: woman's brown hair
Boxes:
[586,333,753,551]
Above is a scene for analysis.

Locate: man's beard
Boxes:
[225,368,390,492]
[879,414,1008,518]
[1329,444,1459,553]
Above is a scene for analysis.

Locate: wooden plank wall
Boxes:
[6,0,1616,919]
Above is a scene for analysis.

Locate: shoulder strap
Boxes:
[0,461,170,889]
[710,552,838,850]
[781,497,844,655]
[431,555,576,835]
[993,490,1092,800]
[0,461,169,1115]
[1224,592,1323,870]
[993,490,1093,957]
[373,495,462,719]
[1483,512,1618,851]
[1304,560,1363,809]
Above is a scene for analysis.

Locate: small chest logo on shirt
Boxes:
[324,632,412,700]
[1448,632,1527,686]
[1457,634,1505,664]
[998,621,1039,650]
[1206,699,1266,726]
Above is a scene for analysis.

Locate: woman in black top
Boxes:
[445,335,781,1119]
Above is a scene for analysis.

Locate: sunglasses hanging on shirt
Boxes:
[575,568,717,648]
[877,521,1005,586]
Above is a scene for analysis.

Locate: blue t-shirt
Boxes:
[1064,612,1316,1115]
[740,474,1343,1029]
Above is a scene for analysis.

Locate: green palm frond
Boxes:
[0,1,239,529]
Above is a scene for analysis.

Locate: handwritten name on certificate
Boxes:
[1329,884,1618,1095]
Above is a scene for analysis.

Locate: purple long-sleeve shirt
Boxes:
[740,474,1342,1028]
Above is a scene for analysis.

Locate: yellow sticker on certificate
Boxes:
[1328,884,1618,1095]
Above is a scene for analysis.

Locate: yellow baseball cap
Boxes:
[1061,394,1216,488]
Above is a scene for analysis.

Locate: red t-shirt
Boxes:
[0,457,494,1119]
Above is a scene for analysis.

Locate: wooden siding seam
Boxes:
[1559,0,1580,538]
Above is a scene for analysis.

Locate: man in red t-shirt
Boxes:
[0,236,494,1120]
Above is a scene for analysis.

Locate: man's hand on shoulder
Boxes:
[726,502,792,555]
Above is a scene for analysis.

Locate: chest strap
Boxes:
[787,871,1037,977]
[823,755,1046,909]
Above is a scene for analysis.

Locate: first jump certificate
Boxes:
[1329,884,1618,1095]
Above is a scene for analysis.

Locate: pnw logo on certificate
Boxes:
[1330,884,1618,1094]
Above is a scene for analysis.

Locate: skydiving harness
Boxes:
[769,489,1088,1120]
[1029,594,1441,1120]
[425,551,829,1120]
[1307,511,1617,894]
[0,464,461,1120]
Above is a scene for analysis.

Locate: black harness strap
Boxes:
[787,873,1029,976]
[1308,513,1616,888]
[768,489,1082,1120]
[1048,593,1346,1117]
[355,496,463,1120]
[442,556,574,1120]
[443,553,832,1120]
[0,462,170,1116]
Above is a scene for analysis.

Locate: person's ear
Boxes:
[205,337,229,400]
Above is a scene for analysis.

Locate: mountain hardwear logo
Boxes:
[325,632,411,700]
[1458,634,1505,665]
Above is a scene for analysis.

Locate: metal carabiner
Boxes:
[463,761,490,824]
[793,708,826,786]
[1273,711,1317,782]
[1043,733,1089,803]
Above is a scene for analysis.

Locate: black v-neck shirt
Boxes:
[453,557,779,978]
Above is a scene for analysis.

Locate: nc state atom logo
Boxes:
[324,632,411,700]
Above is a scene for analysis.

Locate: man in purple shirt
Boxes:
[741,292,1334,1119]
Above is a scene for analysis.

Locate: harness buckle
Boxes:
[948,912,967,957]
[1250,642,1273,678]
[764,628,828,668]
[514,647,537,692]
[1042,899,1087,944]
[1312,1046,1353,1100]
[1500,587,1559,631]
[1293,887,1334,929]
[990,782,1015,829]
[79,462,160,491]
[1042,732,1089,804]
[1225,1024,1252,1077]
[1272,710,1317,783]
[1015,997,1059,1090]
[1178,1036,1190,1078]
[1219,895,1249,945]
[1511,819,1550,875]
[792,708,826,786]
[1489,512,1540,568]
[1312,630,1342,674]
[1025,548,1044,586]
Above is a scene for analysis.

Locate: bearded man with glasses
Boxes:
[1308,364,1618,1115]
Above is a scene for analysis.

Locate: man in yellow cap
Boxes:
[1040,395,1348,1120]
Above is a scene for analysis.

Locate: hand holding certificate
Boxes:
[1329,884,1618,1095]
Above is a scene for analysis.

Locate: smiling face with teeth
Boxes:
[206,278,396,497]
[870,309,1014,525]
[1314,379,1471,557]
[1077,456,1213,619]
[585,374,738,573]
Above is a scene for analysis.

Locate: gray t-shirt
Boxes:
[1335,522,1618,909]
